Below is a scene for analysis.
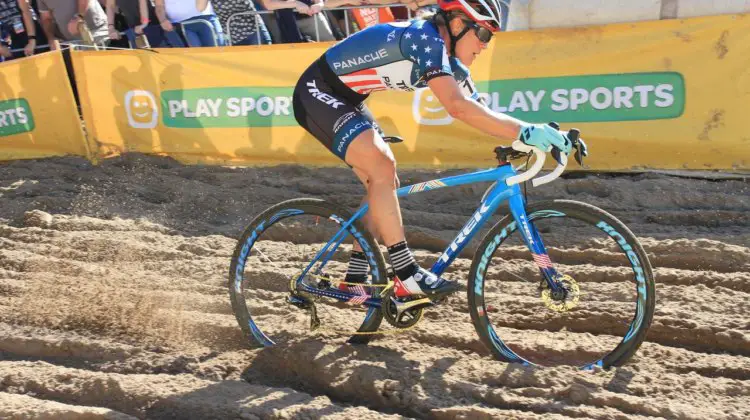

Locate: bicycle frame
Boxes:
[295,163,563,306]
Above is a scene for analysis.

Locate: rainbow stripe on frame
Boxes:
[408,180,447,193]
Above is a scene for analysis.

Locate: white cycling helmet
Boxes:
[437,0,506,32]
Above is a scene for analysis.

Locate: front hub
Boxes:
[541,274,580,312]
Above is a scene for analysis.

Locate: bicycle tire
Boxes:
[229,198,388,347]
[468,199,655,369]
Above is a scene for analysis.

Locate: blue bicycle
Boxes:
[229,127,655,369]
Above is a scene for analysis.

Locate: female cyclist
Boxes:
[292,0,573,301]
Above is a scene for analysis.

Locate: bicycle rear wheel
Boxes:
[468,200,655,369]
[229,198,388,347]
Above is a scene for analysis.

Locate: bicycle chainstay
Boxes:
[290,272,429,336]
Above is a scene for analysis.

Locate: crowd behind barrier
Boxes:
[0,0,452,59]
[1,11,748,170]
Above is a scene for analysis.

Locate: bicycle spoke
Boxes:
[230,200,386,346]
[470,201,654,368]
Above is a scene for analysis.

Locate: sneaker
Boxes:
[393,267,462,300]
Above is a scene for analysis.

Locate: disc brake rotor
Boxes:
[541,274,580,312]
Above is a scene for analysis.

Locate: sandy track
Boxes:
[1,154,748,419]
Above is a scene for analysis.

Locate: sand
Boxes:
[1,154,748,419]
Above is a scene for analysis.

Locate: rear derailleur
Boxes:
[286,271,332,331]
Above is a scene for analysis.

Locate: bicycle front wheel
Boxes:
[229,198,388,347]
[468,200,655,369]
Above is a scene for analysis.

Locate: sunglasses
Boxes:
[462,20,494,43]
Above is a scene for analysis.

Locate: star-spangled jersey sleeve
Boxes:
[399,19,453,84]
[322,19,475,95]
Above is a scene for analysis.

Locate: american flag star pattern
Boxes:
[324,19,472,92]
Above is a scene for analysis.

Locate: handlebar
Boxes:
[532,152,567,187]
[498,124,586,187]
[504,140,547,186]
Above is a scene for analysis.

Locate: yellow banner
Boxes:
[72,44,342,166]
[0,51,89,161]
[73,13,750,170]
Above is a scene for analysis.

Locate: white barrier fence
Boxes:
[225,0,512,45]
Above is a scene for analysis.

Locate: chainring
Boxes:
[382,289,429,328]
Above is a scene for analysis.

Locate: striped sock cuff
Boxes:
[346,251,369,276]
[387,241,417,272]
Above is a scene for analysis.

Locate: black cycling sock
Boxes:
[344,250,368,284]
[387,241,419,280]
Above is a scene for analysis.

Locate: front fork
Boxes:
[507,194,565,293]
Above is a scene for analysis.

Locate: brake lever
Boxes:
[574,137,589,167]
[564,128,588,167]
[551,147,564,165]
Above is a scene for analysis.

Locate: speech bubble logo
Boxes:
[125,90,158,129]
[412,88,453,126]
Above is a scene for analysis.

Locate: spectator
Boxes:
[106,0,147,46]
[103,0,131,47]
[294,0,335,42]
[255,0,310,43]
[362,0,435,21]
[212,0,272,45]
[106,0,178,48]
[154,0,225,47]
[0,0,43,59]
[38,0,109,49]
[347,0,395,31]
[321,0,362,40]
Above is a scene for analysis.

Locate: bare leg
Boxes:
[345,129,403,249]
[344,129,459,298]
[350,167,400,251]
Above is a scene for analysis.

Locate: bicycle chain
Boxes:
[294,273,426,336]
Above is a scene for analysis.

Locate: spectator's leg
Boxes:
[164,27,187,47]
[234,36,255,46]
[235,19,272,46]
[275,9,305,43]
[144,25,169,47]
[325,11,345,40]
[205,15,226,46]
[186,16,225,47]
[125,29,137,49]
[255,14,273,44]
[296,13,335,42]
[10,31,28,60]
[261,13,282,44]
[182,26,203,47]
[235,30,266,46]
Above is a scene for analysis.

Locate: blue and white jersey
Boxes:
[324,19,480,100]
